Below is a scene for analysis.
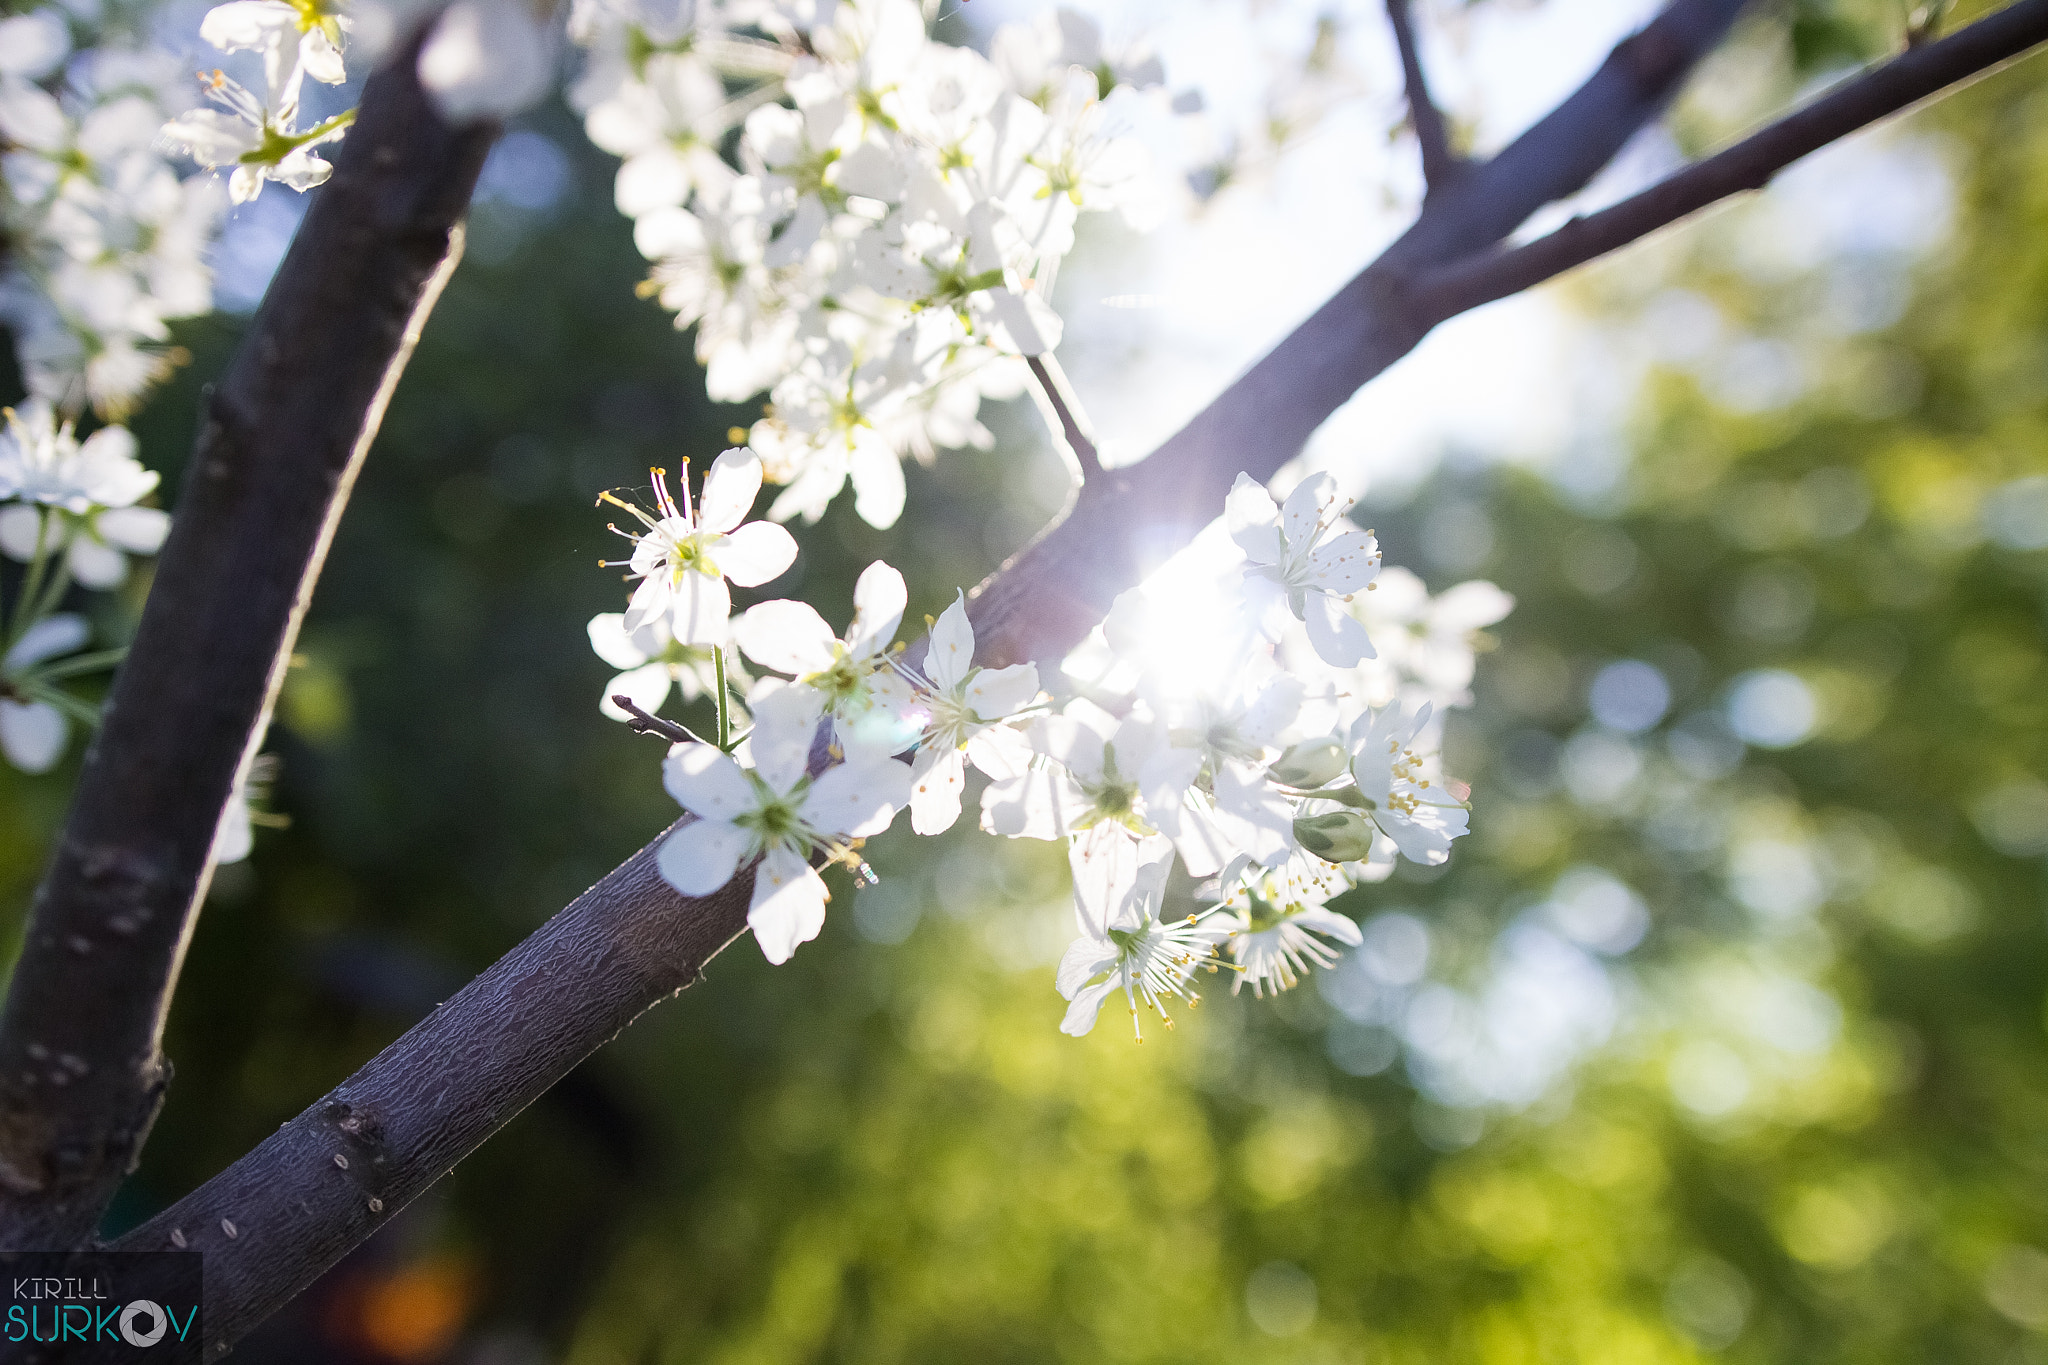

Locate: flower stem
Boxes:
[715,647,731,750]
[6,509,51,649]
[25,647,130,683]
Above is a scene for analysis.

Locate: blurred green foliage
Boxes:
[3,4,2048,1362]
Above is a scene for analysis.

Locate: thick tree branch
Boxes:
[962,0,1753,668]
[1412,0,2048,317]
[102,0,2048,1348]
[0,38,495,1250]
[1387,0,1461,190]
[115,827,748,1358]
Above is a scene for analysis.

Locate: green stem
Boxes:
[22,647,129,683]
[6,508,53,653]
[18,681,104,728]
[715,646,731,750]
[24,543,75,636]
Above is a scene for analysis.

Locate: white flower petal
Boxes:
[1305,529,1379,595]
[964,662,1038,720]
[735,599,839,676]
[746,684,824,793]
[1431,580,1515,632]
[926,592,975,693]
[1059,975,1118,1036]
[5,613,88,670]
[601,663,673,721]
[849,438,907,530]
[747,845,828,964]
[663,742,754,820]
[96,506,169,554]
[1304,591,1373,668]
[621,572,671,636]
[656,815,751,896]
[909,746,966,835]
[1056,936,1117,1001]
[1225,472,1282,565]
[670,568,731,647]
[0,700,66,773]
[1281,472,1337,548]
[847,560,906,662]
[802,755,911,837]
[716,520,797,588]
[1293,905,1364,946]
[979,767,1088,840]
[587,612,650,670]
[697,447,764,534]
[964,724,1033,781]
[67,536,127,589]
[0,506,46,562]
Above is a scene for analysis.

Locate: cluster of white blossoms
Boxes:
[0,399,169,772]
[0,0,351,815]
[0,3,218,779]
[0,6,220,419]
[605,450,1509,1037]
[567,0,1168,529]
[159,0,358,204]
[566,2,1514,1038]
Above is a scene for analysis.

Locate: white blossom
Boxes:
[1214,856,1360,997]
[657,686,911,963]
[1056,827,1228,1039]
[734,558,917,752]
[605,449,798,646]
[0,401,169,588]
[1227,470,1380,668]
[1346,701,1470,866]
[898,591,1040,834]
[160,66,351,204]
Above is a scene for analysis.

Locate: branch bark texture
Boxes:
[98,0,2048,1349]
[0,42,494,1250]
[115,827,747,1359]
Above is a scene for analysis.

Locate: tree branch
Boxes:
[100,0,2048,1347]
[114,825,749,1357]
[1387,0,1461,190]
[1411,0,2048,318]
[0,34,495,1250]
[1026,354,1105,483]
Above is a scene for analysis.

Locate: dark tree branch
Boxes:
[0,36,495,1250]
[114,826,750,1358]
[1411,0,2048,318]
[95,0,2048,1349]
[962,0,1754,668]
[1027,354,1104,483]
[1387,0,1461,190]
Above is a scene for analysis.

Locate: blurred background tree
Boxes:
[6,0,2048,1360]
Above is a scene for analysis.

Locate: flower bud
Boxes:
[1269,737,1348,789]
[1293,809,1376,863]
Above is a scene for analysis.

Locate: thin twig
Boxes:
[1387,0,1461,190]
[1409,0,2048,318]
[1026,354,1105,483]
[611,694,707,746]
